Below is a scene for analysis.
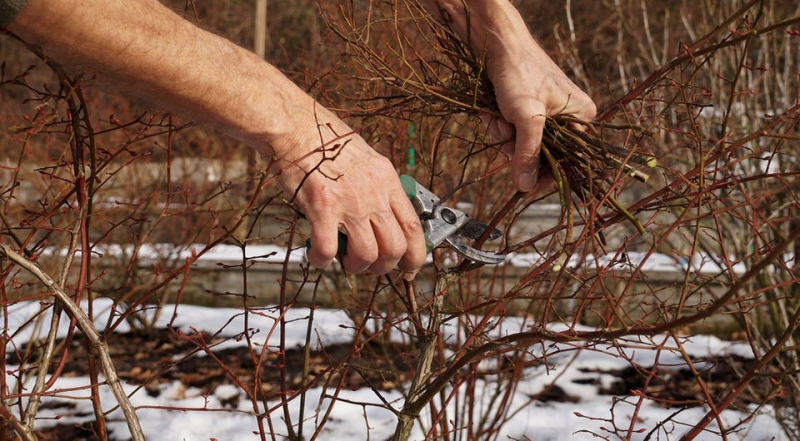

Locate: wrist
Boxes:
[252,90,365,188]
[425,0,539,77]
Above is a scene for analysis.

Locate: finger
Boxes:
[305,216,341,270]
[365,210,407,275]
[561,94,597,131]
[393,194,426,273]
[480,114,515,156]
[495,118,517,158]
[532,168,556,198]
[340,218,379,274]
[573,98,597,123]
[512,113,546,192]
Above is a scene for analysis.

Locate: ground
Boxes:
[6,326,776,440]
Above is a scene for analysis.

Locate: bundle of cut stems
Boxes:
[541,117,654,237]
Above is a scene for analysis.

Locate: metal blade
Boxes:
[457,218,502,241]
[444,236,505,264]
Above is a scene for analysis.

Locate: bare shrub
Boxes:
[1,1,799,440]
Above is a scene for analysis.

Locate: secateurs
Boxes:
[399,175,504,265]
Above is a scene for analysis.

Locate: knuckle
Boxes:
[398,249,426,272]
[374,155,396,170]
[385,239,407,263]
[360,246,380,264]
[373,245,404,275]
[317,241,339,260]
[375,244,406,275]
[306,250,333,270]
[399,252,424,272]
[400,235,427,272]
[307,241,336,267]
[368,261,397,276]
[402,216,424,237]
[583,100,598,120]
[514,149,539,165]
[344,246,378,274]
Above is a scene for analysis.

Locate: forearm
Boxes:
[8,0,318,159]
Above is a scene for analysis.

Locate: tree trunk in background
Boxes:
[236,0,268,244]
[255,0,268,59]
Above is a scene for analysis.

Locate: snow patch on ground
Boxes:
[3,301,788,440]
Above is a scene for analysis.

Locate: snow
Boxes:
[42,243,306,265]
[3,299,353,352]
[213,384,240,401]
[43,242,787,276]
[2,299,790,440]
[506,250,754,275]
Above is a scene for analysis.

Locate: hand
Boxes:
[270,107,427,276]
[485,41,596,193]
[420,0,596,193]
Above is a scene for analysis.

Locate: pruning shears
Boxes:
[306,175,504,265]
[399,175,504,265]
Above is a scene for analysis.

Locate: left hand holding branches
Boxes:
[423,0,597,192]
[484,38,596,192]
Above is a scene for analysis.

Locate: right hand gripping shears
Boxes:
[305,175,505,265]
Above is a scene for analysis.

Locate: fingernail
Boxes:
[518,172,536,192]
[401,269,419,282]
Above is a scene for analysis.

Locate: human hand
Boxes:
[270,107,427,276]
[484,40,596,193]
[420,0,596,193]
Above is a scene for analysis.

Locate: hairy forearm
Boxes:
[8,0,318,158]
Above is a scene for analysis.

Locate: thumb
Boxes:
[511,114,546,192]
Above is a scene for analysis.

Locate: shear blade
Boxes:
[445,236,505,264]
[458,218,502,241]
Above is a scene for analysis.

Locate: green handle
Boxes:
[400,174,417,200]
[400,174,434,252]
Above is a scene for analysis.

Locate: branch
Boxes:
[0,245,145,441]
